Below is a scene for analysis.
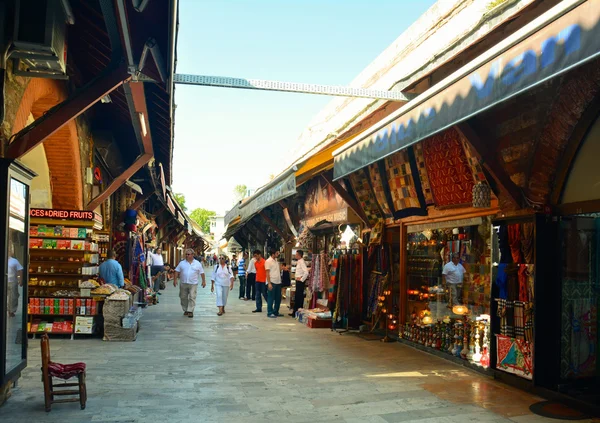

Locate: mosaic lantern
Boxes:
[472,182,491,208]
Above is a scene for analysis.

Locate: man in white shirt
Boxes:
[7,253,23,317]
[290,250,309,317]
[265,248,282,318]
[174,248,206,318]
[245,254,257,301]
[442,254,466,307]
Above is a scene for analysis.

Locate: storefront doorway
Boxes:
[558,216,599,403]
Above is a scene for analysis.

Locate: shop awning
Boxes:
[333,0,600,180]
[238,168,297,222]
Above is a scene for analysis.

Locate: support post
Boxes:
[455,122,522,207]
[87,82,154,211]
[7,66,131,159]
[259,211,288,242]
[321,170,371,228]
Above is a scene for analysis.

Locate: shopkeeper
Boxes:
[442,253,466,307]
[290,250,309,317]
[99,250,125,288]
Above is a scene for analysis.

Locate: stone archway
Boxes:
[12,78,83,209]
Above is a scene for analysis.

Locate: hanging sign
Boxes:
[30,208,94,220]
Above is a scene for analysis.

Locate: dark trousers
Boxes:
[238,275,246,299]
[267,284,282,315]
[255,282,266,311]
[246,273,256,300]
[293,281,305,314]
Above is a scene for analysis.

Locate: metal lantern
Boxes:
[472,181,491,208]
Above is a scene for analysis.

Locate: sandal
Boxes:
[217,312,223,316]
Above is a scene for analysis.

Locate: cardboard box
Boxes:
[29,239,43,249]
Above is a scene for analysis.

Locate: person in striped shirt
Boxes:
[238,252,248,300]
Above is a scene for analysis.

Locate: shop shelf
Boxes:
[29,313,74,317]
[30,236,87,240]
[29,273,91,277]
[28,331,73,335]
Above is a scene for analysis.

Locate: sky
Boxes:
[172,0,438,215]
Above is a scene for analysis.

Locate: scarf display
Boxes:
[332,252,362,329]
[507,224,524,264]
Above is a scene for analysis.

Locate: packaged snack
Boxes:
[57,240,71,250]
[29,239,43,249]
[71,240,84,250]
[54,226,63,236]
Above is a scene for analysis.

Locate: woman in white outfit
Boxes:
[211,255,235,316]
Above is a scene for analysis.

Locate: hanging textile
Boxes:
[383,148,428,218]
[521,222,534,264]
[422,128,474,207]
[348,169,382,226]
[507,224,523,264]
[367,163,393,217]
[332,252,363,329]
[412,142,435,205]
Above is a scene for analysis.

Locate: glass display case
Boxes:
[0,159,35,387]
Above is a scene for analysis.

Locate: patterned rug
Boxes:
[423,128,475,207]
[367,163,393,217]
[348,169,383,226]
[412,142,435,205]
[383,148,427,219]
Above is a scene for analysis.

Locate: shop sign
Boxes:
[167,196,176,215]
[333,0,600,179]
[159,163,166,200]
[304,178,347,219]
[407,217,483,233]
[224,203,240,227]
[30,208,94,220]
[239,172,296,221]
[304,208,348,229]
[177,212,185,226]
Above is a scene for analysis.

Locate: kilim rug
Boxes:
[412,142,435,205]
[423,128,475,207]
[383,148,427,219]
[367,163,393,217]
[348,169,383,226]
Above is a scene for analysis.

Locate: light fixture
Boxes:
[452,304,469,316]
[138,112,148,137]
[101,94,112,103]
[422,316,433,325]
[340,224,357,246]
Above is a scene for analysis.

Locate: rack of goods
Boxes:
[27,208,105,338]
[92,232,111,262]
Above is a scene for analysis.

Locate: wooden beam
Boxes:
[159,225,178,244]
[86,82,154,211]
[455,122,523,207]
[130,191,154,211]
[321,170,371,228]
[278,200,300,226]
[259,211,288,241]
[7,65,131,158]
[245,220,266,243]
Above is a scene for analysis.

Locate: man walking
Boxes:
[290,249,309,317]
[265,248,282,318]
[246,252,256,301]
[149,247,165,296]
[237,252,248,300]
[174,248,206,318]
[252,250,267,313]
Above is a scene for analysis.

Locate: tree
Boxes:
[189,208,216,233]
[233,184,247,202]
[173,192,187,211]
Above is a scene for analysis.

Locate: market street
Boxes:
[0,270,594,423]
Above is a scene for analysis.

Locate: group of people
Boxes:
[171,248,310,320]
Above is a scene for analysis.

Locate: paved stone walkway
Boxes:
[1,272,597,423]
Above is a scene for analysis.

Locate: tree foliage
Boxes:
[233,184,247,202]
[189,208,216,233]
[173,192,187,211]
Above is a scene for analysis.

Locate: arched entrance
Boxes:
[11,78,83,210]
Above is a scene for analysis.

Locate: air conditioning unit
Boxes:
[11,0,69,79]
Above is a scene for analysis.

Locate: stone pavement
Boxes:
[0,271,597,423]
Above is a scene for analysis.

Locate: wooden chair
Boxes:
[40,334,87,412]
